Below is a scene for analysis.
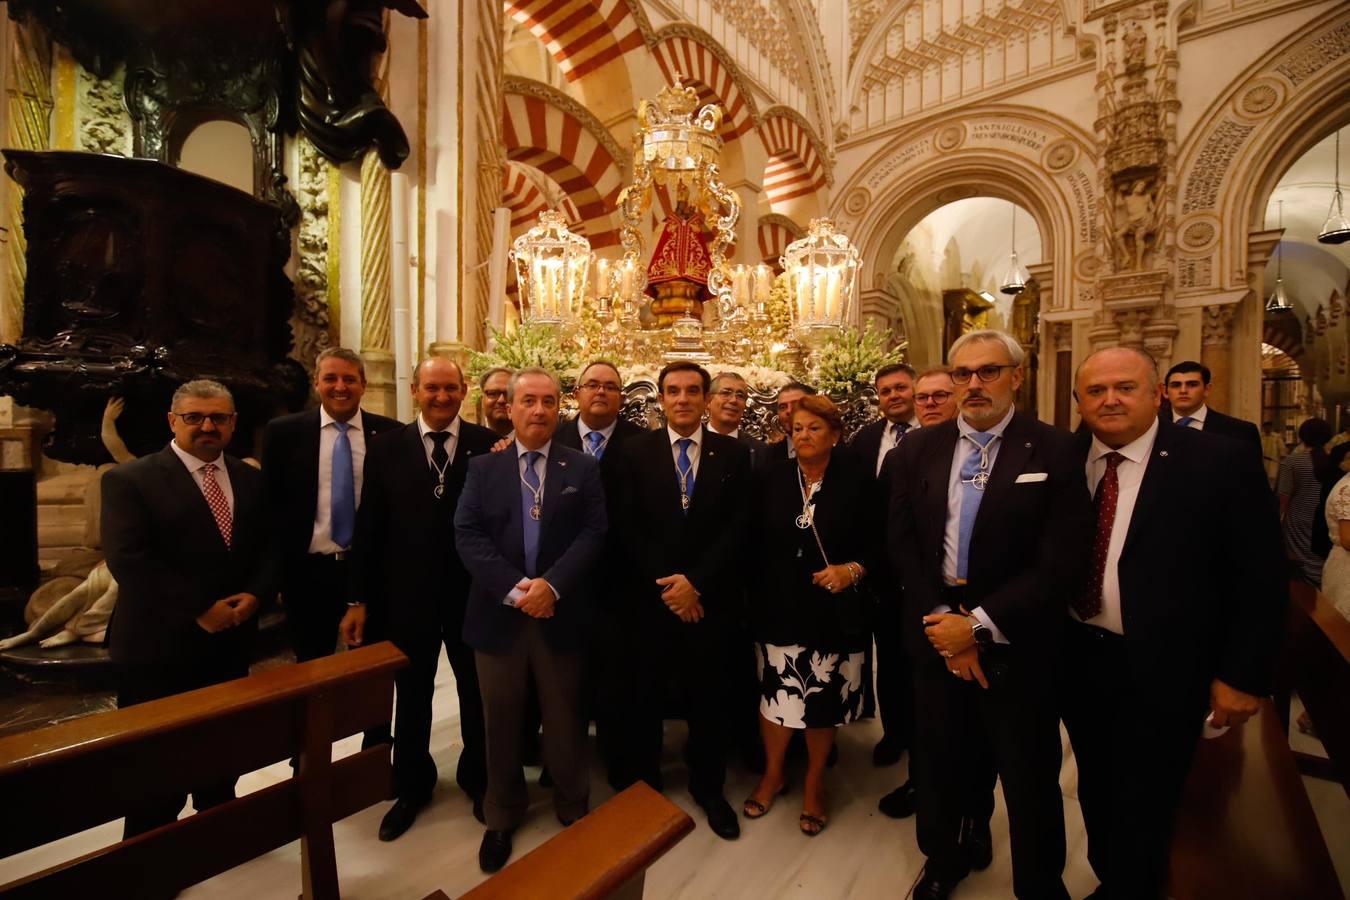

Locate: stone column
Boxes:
[1052,321,1074,430]
[1201,303,1237,411]
[360,145,396,415]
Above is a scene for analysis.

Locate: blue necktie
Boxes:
[521,451,542,577]
[331,421,355,548]
[676,438,696,514]
[585,430,605,460]
[1176,415,1194,428]
[956,431,998,582]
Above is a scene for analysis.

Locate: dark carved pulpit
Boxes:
[0,151,300,464]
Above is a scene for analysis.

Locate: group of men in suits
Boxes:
[869,333,1283,900]
[101,330,1285,898]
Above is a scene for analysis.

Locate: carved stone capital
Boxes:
[1114,308,1151,346]
[1052,322,1074,353]
[1201,304,1237,346]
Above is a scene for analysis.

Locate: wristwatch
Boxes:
[970,617,993,647]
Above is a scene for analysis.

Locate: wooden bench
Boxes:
[427,782,694,900]
[1282,579,1350,794]
[0,640,407,899]
[1168,702,1343,898]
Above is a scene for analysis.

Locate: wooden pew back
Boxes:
[449,783,694,900]
[0,641,406,899]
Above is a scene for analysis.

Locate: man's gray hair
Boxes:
[1074,345,1159,390]
[478,365,513,391]
[171,379,234,411]
[315,347,365,380]
[711,371,747,392]
[947,329,1025,367]
[508,366,560,402]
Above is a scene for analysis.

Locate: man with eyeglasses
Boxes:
[552,359,645,782]
[889,330,1092,900]
[707,371,767,469]
[912,367,959,427]
[479,367,515,438]
[102,379,276,838]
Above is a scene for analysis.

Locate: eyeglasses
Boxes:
[579,381,621,393]
[951,365,1016,384]
[482,389,508,400]
[715,388,749,401]
[173,412,234,427]
[914,391,954,405]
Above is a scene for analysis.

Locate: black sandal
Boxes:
[799,812,827,836]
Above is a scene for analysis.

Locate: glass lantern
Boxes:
[781,218,860,343]
[509,210,592,326]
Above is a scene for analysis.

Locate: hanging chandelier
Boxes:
[781,217,860,343]
[509,209,592,326]
[1267,199,1293,313]
[999,201,1028,295]
[1319,128,1350,245]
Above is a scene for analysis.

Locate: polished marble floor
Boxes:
[2,653,1347,899]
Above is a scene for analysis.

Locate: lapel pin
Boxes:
[559,460,567,467]
[1025,442,1032,448]
[1160,450,1169,457]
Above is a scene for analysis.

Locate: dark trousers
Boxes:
[117,658,245,839]
[913,646,1067,899]
[617,617,732,800]
[284,554,392,750]
[475,620,588,831]
[875,596,914,746]
[1061,622,1206,899]
[392,611,486,804]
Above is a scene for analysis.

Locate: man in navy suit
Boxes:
[455,367,607,873]
[1162,360,1262,453]
[1068,348,1285,899]
[261,348,399,664]
[343,356,499,842]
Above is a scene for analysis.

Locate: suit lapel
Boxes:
[302,409,322,521]
[688,427,722,517]
[922,423,959,540]
[1120,422,1175,560]
[157,446,229,551]
[982,413,1034,507]
[539,450,567,534]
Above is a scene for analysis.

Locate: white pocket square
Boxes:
[1015,472,1049,483]
[561,485,579,495]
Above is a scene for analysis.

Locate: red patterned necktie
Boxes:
[200,462,233,549]
[1076,451,1124,621]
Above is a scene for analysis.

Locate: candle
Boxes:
[755,264,772,305]
[824,266,842,320]
[595,257,611,300]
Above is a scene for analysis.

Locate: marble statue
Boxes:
[1114,180,1158,271]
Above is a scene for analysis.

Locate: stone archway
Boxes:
[832,106,1098,411]
[1174,7,1350,419]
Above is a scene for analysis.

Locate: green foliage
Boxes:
[812,322,906,396]
[467,323,581,388]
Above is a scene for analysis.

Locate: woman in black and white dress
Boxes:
[742,394,883,836]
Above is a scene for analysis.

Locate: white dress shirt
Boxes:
[876,415,921,475]
[169,440,234,514]
[577,416,618,455]
[1173,404,1207,429]
[709,425,740,438]
[1080,417,1158,635]
[937,406,1016,643]
[667,425,703,482]
[418,413,461,469]
[309,408,367,554]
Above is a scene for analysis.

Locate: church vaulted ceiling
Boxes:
[849,0,1084,135]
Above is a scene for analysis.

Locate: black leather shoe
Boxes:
[878,780,917,819]
[478,829,514,873]
[913,864,965,900]
[558,810,586,827]
[872,735,905,767]
[694,794,741,840]
[378,798,425,842]
[960,816,992,871]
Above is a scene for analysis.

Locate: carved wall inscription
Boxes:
[1182,119,1255,214]
[1274,20,1350,86]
